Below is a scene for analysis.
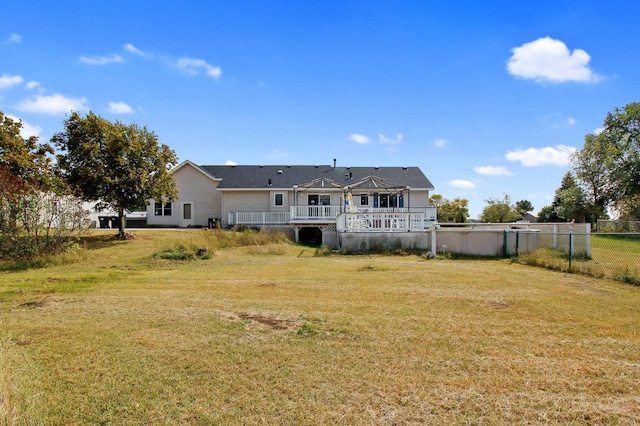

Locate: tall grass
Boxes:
[517,235,640,284]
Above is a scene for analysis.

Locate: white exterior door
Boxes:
[181,202,194,227]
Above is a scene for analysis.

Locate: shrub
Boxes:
[153,244,211,261]
[0,188,87,260]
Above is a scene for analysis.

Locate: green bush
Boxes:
[153,244,211,261]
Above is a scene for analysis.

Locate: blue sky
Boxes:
[2,1,639,218]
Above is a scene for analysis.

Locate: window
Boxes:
[319,195,331,206]
[360,194,369,206]
[154,201,172,216]
[308,194,331,206]
[274,193,284,206]
[378,194,402,208]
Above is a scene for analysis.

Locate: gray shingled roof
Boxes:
[198,165,434,190]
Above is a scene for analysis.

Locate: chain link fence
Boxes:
[516,232,640,285]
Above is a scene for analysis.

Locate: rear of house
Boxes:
[147,160,436,246]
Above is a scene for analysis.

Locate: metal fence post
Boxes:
[569,231,573,271]
[503,230,507,257]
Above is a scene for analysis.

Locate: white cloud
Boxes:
[434,138,449,148]
[474,165,513,176]
[349,133,370,144]
[25,81,41,90]
[9,33,22,43]
[79,54,124,65]
[551,116,577,128]
[6,114,41,138]
[379,133,403,145]
[505,145,576,167]
[450,179,476,189]
[176,57,222,79]
[269,149,288,159]
[594,127,604,135]
[124,43,146,56]
[0,74,24,89]
[507,37,601,83]
[17,94,89,115]
[225,160,237,166]
[108,101,134,114]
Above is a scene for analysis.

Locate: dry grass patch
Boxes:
[1,230,640,424]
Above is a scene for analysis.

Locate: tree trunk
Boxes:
[118,207,127,239]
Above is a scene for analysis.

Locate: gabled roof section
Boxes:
[196,164,434,190]
[171,160,222,183]
[296,177,343,189]
[345,175,407,192]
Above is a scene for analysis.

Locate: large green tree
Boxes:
[570,132,612,224]
[600,102,640,202]
[479,194,521,223]
[551,172,587,222]
[536,205,559,223]
[429,194,469,223]
[515,199,534,217]
[429,193,446,209]
[0,112,54,187]
[440,197,470,223]
[537,173,588,223]
[52,112,178,238]
[614,194,640,221]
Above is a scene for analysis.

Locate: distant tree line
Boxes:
[537,102,640,227]
[469,102,640,227]
[429,192,534,224]
[0,111,177,260]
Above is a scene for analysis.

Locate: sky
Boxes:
[2,1,639,218]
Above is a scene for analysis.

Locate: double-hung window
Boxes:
[154,201,172,216]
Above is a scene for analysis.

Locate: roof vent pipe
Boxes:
[333,158,336,168]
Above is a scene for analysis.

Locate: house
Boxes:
[146,160,436,247]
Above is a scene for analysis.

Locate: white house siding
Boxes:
[145,200,177,226]
[270,190,290,213]
[221,190,271,226]
[147,162,220,227]
[408,190,430,208]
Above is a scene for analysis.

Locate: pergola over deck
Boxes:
[343,175,411,210]
[291,177,345,221]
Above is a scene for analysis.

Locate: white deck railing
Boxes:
[337,212,426,232]
[290,205,343,221]
[230,206,437,227]
[229,211,290,225]
[356,207,437,222]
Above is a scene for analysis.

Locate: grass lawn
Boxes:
[1,229,640,424]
